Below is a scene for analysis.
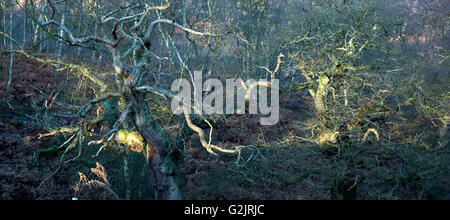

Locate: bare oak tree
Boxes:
[0,0,253,200]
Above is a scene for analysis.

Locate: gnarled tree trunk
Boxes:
[121,66,181,200]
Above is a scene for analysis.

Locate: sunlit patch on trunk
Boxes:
[117,130,144,153]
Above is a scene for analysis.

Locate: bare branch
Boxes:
[131,0,171,33]
[134,86,177,98]
[39,20,114,47]
[88,103,132,156]
[102,0,170,25]
[38,128,77,140]
[0,31,20,46]
[101,4,142,23]
[146,19,217,39]
[79,92,123,117]
[362,128,380,142]
[272,53,285,80]
[38,130,79,188]
[182,106,242,156]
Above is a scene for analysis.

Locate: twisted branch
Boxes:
[183,106,243,156]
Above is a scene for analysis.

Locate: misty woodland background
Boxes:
[0,0,448,200]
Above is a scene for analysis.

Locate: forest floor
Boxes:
[0,53,449,200]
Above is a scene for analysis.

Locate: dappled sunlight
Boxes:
[118,130,145,153]
[0,0,448,201]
